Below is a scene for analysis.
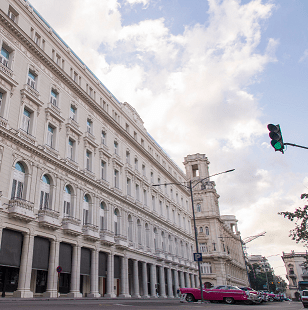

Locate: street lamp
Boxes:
[152,168,235,303]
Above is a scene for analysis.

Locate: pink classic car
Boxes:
[180,285,262,304]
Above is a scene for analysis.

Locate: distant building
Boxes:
[282,251,308,300]
[183,154,249,288]
[248,255,272,274]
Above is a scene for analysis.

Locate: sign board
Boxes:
[194,253,202,261]
[56,266,62,273]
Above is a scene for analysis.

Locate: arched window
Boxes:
[83,194,90,225]
[114,209,119,235]
[196,204,201,212]
[199,227,203,233]
[128,215,133,242]
[137,219,142,245]
[63,185,72,217]
[205,226,210,235]
[100,202,105,230]
[40,174,51,209]
[11,162,26,199]
[145,223,150,248]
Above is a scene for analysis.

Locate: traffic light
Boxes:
[267,124,284,153]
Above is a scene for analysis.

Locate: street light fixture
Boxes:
[152,168,235,303]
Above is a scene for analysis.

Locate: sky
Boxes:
[27,0,308,281]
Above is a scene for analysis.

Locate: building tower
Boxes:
[183,154,248,288]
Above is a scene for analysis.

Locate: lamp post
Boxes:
[152,168,235,303]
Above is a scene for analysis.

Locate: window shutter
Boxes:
[44,193,49,209]
[67,202,71,215]
[100,216,104,230]
[63,201,67,215]
[11,179,17,199]
[17,181,23,199]
[40,191,44,209]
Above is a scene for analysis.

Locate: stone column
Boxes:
[174,270,179,297]
[105,251,116,297]
[150,264,157,298]
[119,255,130,297]
[185,272,190,288]
[167,267,173,298]
[132,259,140,298]
[13,233,34,298]
[142,262,149,298]
[43,240,59,297]
[159,266,166,298]
[180,271,185,288]
[68,244,82,297]
[88,249,100,297]
[190,273,195,288]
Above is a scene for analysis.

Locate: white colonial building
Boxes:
[0,0,199,298]
[183,154,249,288]
[282,251,308,300]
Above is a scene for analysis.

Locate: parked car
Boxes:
[180,285,262,304]
[301,290,308,308]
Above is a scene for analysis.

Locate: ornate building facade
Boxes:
[0,0,198,297]
[183,154,248,288]
[282,251,308,300]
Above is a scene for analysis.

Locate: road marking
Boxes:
[114,304,133,307]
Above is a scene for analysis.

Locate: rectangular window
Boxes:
[151,172,154,183]
[141,139,144,147]
[86,150,91,171]
[0,47,9,67]
[11,179,23,199]
[8,10,17,23]
[166,206,169,220]
[126,151,130,164]
[101,161,106,180]
[135,158,138,170]
[74,71,78,83]
[0,92,3,113]
[134,132,137,140]
[143,189,147,205]
[136,184,139,201]
[159,201,163,215]
[22,108,31,133]
[50,90,57,106]
[70,105,76,120]
[114,169,119,188]
[114,141,118,154]
[125,123,129,132]
[34,33,40,46]
[63,201,70,217]
[68,139,74,160]
[101,131,106,145]
[100,216,104,230]
[47,125,54,148]
[27,71,36,89]
[127,178,131,195]
[87,119,92,133]
[152,196,155,211]
[142,165,146,176]
[83,209,89,225]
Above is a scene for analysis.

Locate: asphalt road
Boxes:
[0,299,305,310]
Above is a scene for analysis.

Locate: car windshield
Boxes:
[213,286,241,290]
[229,286,241,290]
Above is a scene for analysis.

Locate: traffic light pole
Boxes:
[284,143,308,150]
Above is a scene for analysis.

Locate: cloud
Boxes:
[28,0,306,281]
[299,49,308,63]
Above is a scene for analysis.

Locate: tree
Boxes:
[279,194,308,246]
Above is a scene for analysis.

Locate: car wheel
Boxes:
[243,300,253,305]
[304,305,308,308]
[269,297,274,302]
[224,297,234,304]
[186,293,196,302]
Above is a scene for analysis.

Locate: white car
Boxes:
[301,290,308,308]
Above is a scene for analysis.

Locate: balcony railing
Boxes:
[8,197,35,222]
[62,216,82,235]
[18,129,36,145]
[24,83,39,98]
[38,208,61,229]
[0,61,13,78]
[0,116,8,128]
[82,223,100,240]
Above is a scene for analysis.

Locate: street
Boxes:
[0,299,305,310]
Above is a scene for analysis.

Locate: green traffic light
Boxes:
[271,140,283,150]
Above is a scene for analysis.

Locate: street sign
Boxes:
[56,266,62,273]
[194,253,202,261]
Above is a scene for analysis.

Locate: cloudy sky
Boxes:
[28,0,308,280]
